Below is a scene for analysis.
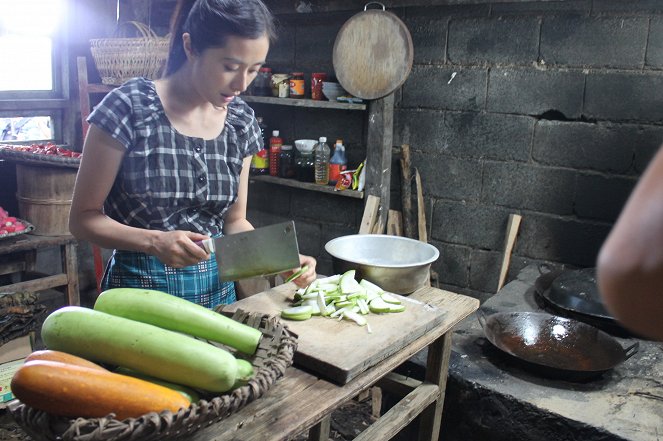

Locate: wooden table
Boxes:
[0,233,79,306]
[191,286,479,441]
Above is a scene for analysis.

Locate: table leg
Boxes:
[308,415,331,441]
[62,242,80,306]
[417,331,452,441]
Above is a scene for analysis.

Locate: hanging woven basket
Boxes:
[89,21,170,86]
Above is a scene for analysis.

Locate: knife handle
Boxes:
[195,238,215,254]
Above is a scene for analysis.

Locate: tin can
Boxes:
[289,72,305,99]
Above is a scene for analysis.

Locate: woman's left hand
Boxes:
[282,254,317,288]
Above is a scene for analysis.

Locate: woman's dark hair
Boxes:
[165,0,276,75]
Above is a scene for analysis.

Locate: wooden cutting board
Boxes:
[223,283,446,385]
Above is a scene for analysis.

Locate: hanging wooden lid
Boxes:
[333,2,413,100]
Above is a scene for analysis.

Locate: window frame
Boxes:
[0,3,70,144]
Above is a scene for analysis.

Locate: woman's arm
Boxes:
[69,125,210,268]
[597,145,663,341]
[223,157,317,287]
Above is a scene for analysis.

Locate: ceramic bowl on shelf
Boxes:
[322,82,346,101]
[294,139,317,153]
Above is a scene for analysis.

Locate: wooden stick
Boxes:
[359,195,381,234]
[414,168,427,243]
[400,144,415,239]
[387,210,403,236]
[497,214,522,292]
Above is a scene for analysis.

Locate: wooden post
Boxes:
[497,214,523,292]
[415,168,427,243]
[387,210,403,236]
[365,94,394,232]
[359,195,381,234]
[400,144,415,239]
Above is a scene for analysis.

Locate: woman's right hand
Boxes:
[150,230,211,268]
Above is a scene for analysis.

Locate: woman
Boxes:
[70,0,317,308]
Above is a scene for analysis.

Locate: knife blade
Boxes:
[200,221,301,282]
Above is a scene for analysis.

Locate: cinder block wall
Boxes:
[254,0,663,302]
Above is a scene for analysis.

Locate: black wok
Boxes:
[477,310,639,381]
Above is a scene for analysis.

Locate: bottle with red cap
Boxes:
[269,130,283,176]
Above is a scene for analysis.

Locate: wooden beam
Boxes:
[400,144,415,239]
[415,168,427,243]
[387,210,403,236]
[359,195,380,234]
[497,214,522,292]
[365,94,394,232]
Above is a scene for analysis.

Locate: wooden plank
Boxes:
[359,195,380,234]
[497,214,523,292]
[224,285,478,386]
[63,242,80,306]
[365,95,394,231]
[0,274,68,293]
[0,234,76,255]
[386,210,403,236]
[400,144,415,239]
[353,383,439,441]
[243,95,366,111]
[250,174,363,199]
[414,168,427,243]
[417,332,453,441]
[308,415,331,441]
[0,261,26,276]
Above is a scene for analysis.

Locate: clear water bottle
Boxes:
[314,136,330,185]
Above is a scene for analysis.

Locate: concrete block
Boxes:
[584,71,663,122]
[444,112,533,161]
[532,121,635,173]
[575,173,636,222]
[634,128,663,173]
[540,16,647,68]
[591,0,663,13]
[401,65,487,111]
[647,17,663,68]
[517,214,611,267]
[294,22,343,66]
[394,109,447,151]
[491,1,591,14]
[431,201,512,250]
[247,182,292,217]
[448,17,540,65]
[268,22,296,66]
[429,239,470,288]
[469,249,502,294]
[488,68,584,118]
[412,151,482,201]
[481,162,576,215]
[403,16,447,64]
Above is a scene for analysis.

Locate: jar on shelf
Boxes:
[289,72,305,99]
[271,73,291,98]
[254,67,272,96]
[296,150,315,182]
[279,145,295,178]
[311,73,327,100]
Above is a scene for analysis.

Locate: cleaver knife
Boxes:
[199,221,301,282]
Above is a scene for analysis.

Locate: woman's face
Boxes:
[185,33,269,108]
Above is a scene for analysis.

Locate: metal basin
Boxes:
[324,234,440,294]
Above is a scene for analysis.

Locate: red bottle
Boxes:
[269,130,283,176]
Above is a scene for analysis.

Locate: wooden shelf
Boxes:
[249,174,364,199]
[242,95,366,111]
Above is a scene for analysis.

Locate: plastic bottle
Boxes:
[250,117,269,175]
[279,145,295,178]
[328,138,347,185]
[269,130,283,177]
[314,136,330,185]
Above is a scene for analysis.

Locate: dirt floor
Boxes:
[0,396,375,441]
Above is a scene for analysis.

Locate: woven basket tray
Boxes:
[10,309,297,441]
[0,147,80,169]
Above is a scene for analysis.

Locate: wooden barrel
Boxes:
[16,164,77,236]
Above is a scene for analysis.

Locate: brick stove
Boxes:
[400,264,663,441]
